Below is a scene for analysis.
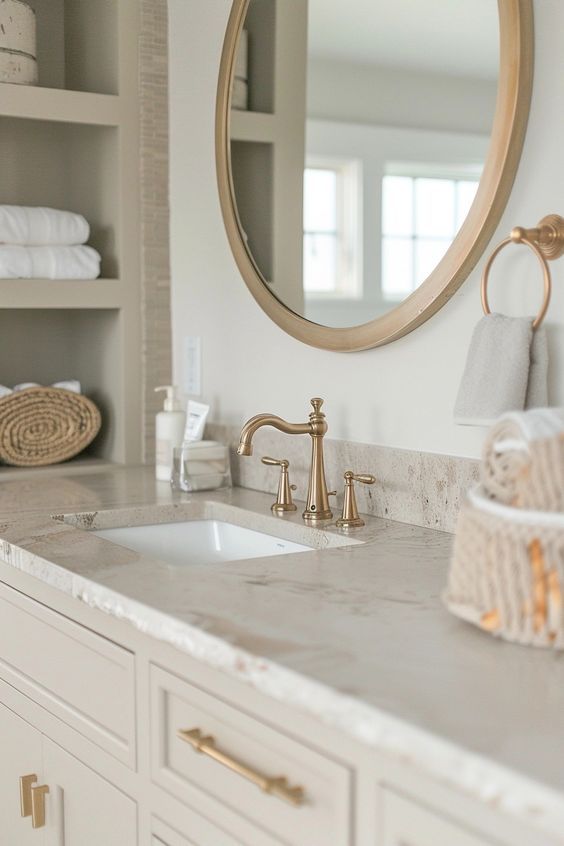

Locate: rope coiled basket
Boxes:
[0,386,101,466]
[444,486,564,649]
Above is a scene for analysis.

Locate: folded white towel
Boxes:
[0,206,90,246]
[454,313,548,426]
[0,245,101,280]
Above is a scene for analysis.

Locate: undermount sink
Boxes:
[93,520,313,567]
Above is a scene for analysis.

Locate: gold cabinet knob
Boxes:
[31,783,49,829]
[261,456,297,513]
[19,774,37,818]
[336,470,376,529]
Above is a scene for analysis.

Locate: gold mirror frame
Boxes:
[216,0,534,352]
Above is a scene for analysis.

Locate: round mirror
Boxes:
[216,0,533,350]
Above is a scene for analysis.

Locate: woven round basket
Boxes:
[444,486,564,649]
[0,387,101,466]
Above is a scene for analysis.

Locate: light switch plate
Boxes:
[184,335,201,396]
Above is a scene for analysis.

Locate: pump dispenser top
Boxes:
[155,385,182,412]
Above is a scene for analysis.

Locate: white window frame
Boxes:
[303,155,363,300]
[381,162,481,302]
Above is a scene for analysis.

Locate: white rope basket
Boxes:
[444,486,564,649]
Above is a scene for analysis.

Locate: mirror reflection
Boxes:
[230,0,499,328]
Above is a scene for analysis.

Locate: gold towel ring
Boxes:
[481,229,551,331]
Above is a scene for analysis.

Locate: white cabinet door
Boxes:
[382,789,494,846]
[0,701,45,846]
[43,738,137,846]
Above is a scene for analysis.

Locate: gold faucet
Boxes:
[237,398,334,522]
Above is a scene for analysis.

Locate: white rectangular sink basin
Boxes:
[93,520,313,567]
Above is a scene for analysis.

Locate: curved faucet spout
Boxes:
[237,414,312,456]
[237,399,333,523]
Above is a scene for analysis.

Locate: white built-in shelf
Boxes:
[0,279,122,310]
[230,110,276,143]
[0,0,142,467]
[0,84,121,127]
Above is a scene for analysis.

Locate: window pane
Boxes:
[382,237,413,299]
[304,169,337,233]
[415,238,451,286]
[415,178,455,238]
[456,180,479,229]
[382,176,413,236]
[304,233,338,292]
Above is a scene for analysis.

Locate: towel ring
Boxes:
[481,232,551,330]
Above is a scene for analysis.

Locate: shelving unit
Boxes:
[0,279,122,309]
[0,0,142,471]
[230,110,276,143]
[0,83,120,125]
[230,0,307,313]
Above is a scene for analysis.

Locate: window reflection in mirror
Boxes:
[229,0,499,329]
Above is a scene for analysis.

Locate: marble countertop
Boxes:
[0,465,563,841]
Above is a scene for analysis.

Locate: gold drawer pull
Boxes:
[31,784,50,829]
[177,728,305,807]
[20,774,37,818]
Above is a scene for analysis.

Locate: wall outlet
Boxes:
[183,335,201,396]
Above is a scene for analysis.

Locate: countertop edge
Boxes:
[2,541,563,843]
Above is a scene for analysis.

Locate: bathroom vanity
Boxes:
[0,466,562,846]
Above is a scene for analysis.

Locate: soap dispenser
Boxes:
[155,385,185,481]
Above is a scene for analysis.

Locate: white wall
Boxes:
[306,58,497,135]
[169,0,564,459]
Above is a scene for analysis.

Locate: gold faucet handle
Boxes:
[336,471,376,530]
[347,472,376,485]
[261,456,289,468]
[261,457,297,513]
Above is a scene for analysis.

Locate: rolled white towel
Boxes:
[0,380,82,395]
[0,245,101,279]
[481,408,564,509]
[0,206,90,246]
[52,380,81,394]
[13,382,40,391]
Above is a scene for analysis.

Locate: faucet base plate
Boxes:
[336,516,365,530]
[303,509,333,523]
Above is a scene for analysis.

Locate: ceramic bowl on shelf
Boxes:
[0,0,37,85]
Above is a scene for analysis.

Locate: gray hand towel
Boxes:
[525,325,549,408]
[454,313,548,426]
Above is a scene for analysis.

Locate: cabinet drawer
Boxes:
[152,815,241,846]
[150,665,352,846]
[382,788,496,846]
[0,583,135,767]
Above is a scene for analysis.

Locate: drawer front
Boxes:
[150,665,352,846]
[152,816,242,846]
[382,789,496,846]
[0,583,135,766]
